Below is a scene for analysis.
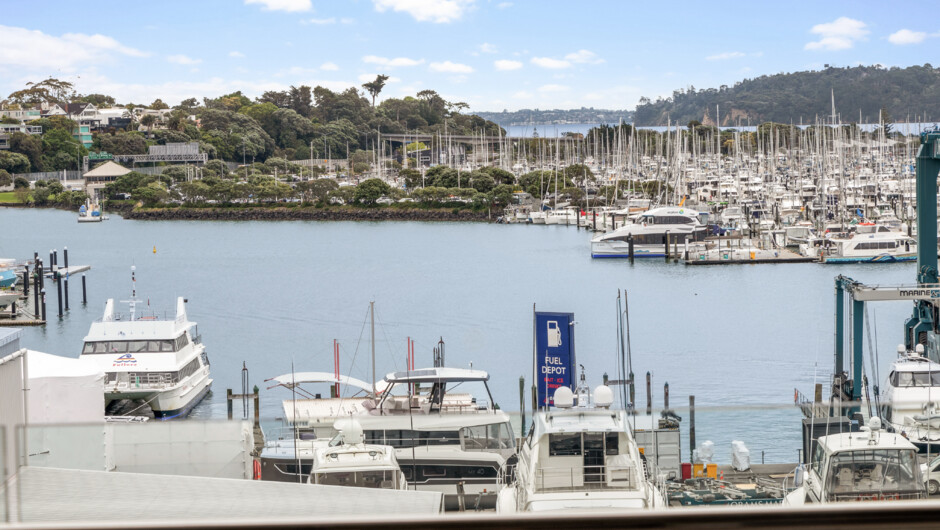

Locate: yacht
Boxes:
[78,268,211,419]
[816,224,916,263]
[879,344,940,453]
[591,207,709,258]
[308,419,410,491]
[261,367,514,511]
[497,381,667,512]
[785,417,925,505]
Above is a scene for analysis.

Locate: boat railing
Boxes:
[533,465,640,493]
[106,371,180,389]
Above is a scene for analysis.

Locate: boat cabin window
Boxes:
[643,215,694,225]
[855,241,897,250]
[548,432,619,457]
[811,442,825,475]
[890,370,940,387]
[365,429,459,448]
[461,422,514,451]
[401,464,497,483]
[824,449,920,500]
[315,470,400,489]
[82,339,177,354]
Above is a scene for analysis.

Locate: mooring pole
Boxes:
[689,395,696,461]
[519,376,526,437]
[81,274,88,305]
[40,288,46,322]
[645,371,652,415]
[628,235,635,265]
[56,272,63,318]
[22,267,28,298]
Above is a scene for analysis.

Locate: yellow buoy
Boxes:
[153,246,156,254]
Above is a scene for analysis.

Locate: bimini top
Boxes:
[267,372,388,395]
[384,367,489,384]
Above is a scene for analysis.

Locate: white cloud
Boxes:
[564,49,603,64]
[320,62,339,71]
[244,0,312,12]
[531,57,570,69]
[340,18,355,24]
[372,0,474,23]
[805,17,869,51]
[363,55,424,67]
[429,60,474,73]
[706,51,746,61]
[497,2,512,8]
[478,42,497,54]
[0,25,148,73]
[229,51,245,58]
[494,59,522,71]
[303,17,337,25]
[888,29,927,45]
[512,90,532,99]
[167,54,201,65]
[538,84,569,93]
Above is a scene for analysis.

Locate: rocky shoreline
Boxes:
[123,206,492,222]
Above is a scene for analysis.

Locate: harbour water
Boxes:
[0,207,917,463]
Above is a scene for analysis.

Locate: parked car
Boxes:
[329,196,345,205]
[376,196,394,205]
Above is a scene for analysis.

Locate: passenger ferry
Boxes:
[78,267,211,419]
[590,207,709,258]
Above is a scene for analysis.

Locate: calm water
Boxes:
[0,208,918,463]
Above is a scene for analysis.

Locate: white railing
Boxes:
[534,465,639,492]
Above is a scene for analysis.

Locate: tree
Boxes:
[288,85,313,118]
[31,185,51,205]
[9,132,43,171]
[362,75,389,108]
[13,176,29,189]
[134,182,169,206]
[0,151,31,173]
[7,77,76,106]
[400,168,422,189]
[139,114,157,135]
[75,93,115,106]
[0,169,11,187]
[296,178,338,203]
[353,178,390,204]
[150,98,169,110]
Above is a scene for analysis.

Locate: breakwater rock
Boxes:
[124,206,492,222]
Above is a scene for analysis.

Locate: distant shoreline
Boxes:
[123,206,492,222]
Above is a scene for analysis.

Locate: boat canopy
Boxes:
[384,367,489,384]
[266,371,388,394]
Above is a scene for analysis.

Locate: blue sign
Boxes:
[534,311,576,407]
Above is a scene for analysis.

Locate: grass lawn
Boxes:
[0,191,25,204]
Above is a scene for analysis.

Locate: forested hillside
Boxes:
[633,64,940,126]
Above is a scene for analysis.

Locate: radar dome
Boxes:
[916,344,926,355]
[553,386,574,408]
[333,418,365,444]
[868,417,882,431]
[594,385,614,408]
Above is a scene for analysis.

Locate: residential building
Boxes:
[0,124,42,150]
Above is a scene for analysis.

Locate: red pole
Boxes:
[334,339,340,397]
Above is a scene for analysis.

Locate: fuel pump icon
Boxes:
[547,320,561,347]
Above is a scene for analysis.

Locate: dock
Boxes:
[685,250,817,265]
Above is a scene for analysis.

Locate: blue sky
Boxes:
[1,0,937,112]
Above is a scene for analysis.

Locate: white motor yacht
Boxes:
[79,268,211,419]
[77,199,106,222]
[497,382,667,512]
[879,344,940,453]
[785,417,925,505]
[591,207,709,258]
[308,419,410,491]
[261,366,514,511]
[814,223,916,263]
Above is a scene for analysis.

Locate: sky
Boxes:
[0,0,938,112]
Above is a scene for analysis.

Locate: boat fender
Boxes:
[252,459,262,480]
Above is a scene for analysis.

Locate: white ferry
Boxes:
[79,268,211,419]
[591,207,709,258]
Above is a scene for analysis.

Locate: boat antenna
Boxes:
[121,266,140,321]
[291,358,301,484]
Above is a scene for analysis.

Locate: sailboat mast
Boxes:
[370,301,376,395]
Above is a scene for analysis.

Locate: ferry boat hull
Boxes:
[823,253,917,264]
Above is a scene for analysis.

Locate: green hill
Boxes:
[633,64,940,126]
